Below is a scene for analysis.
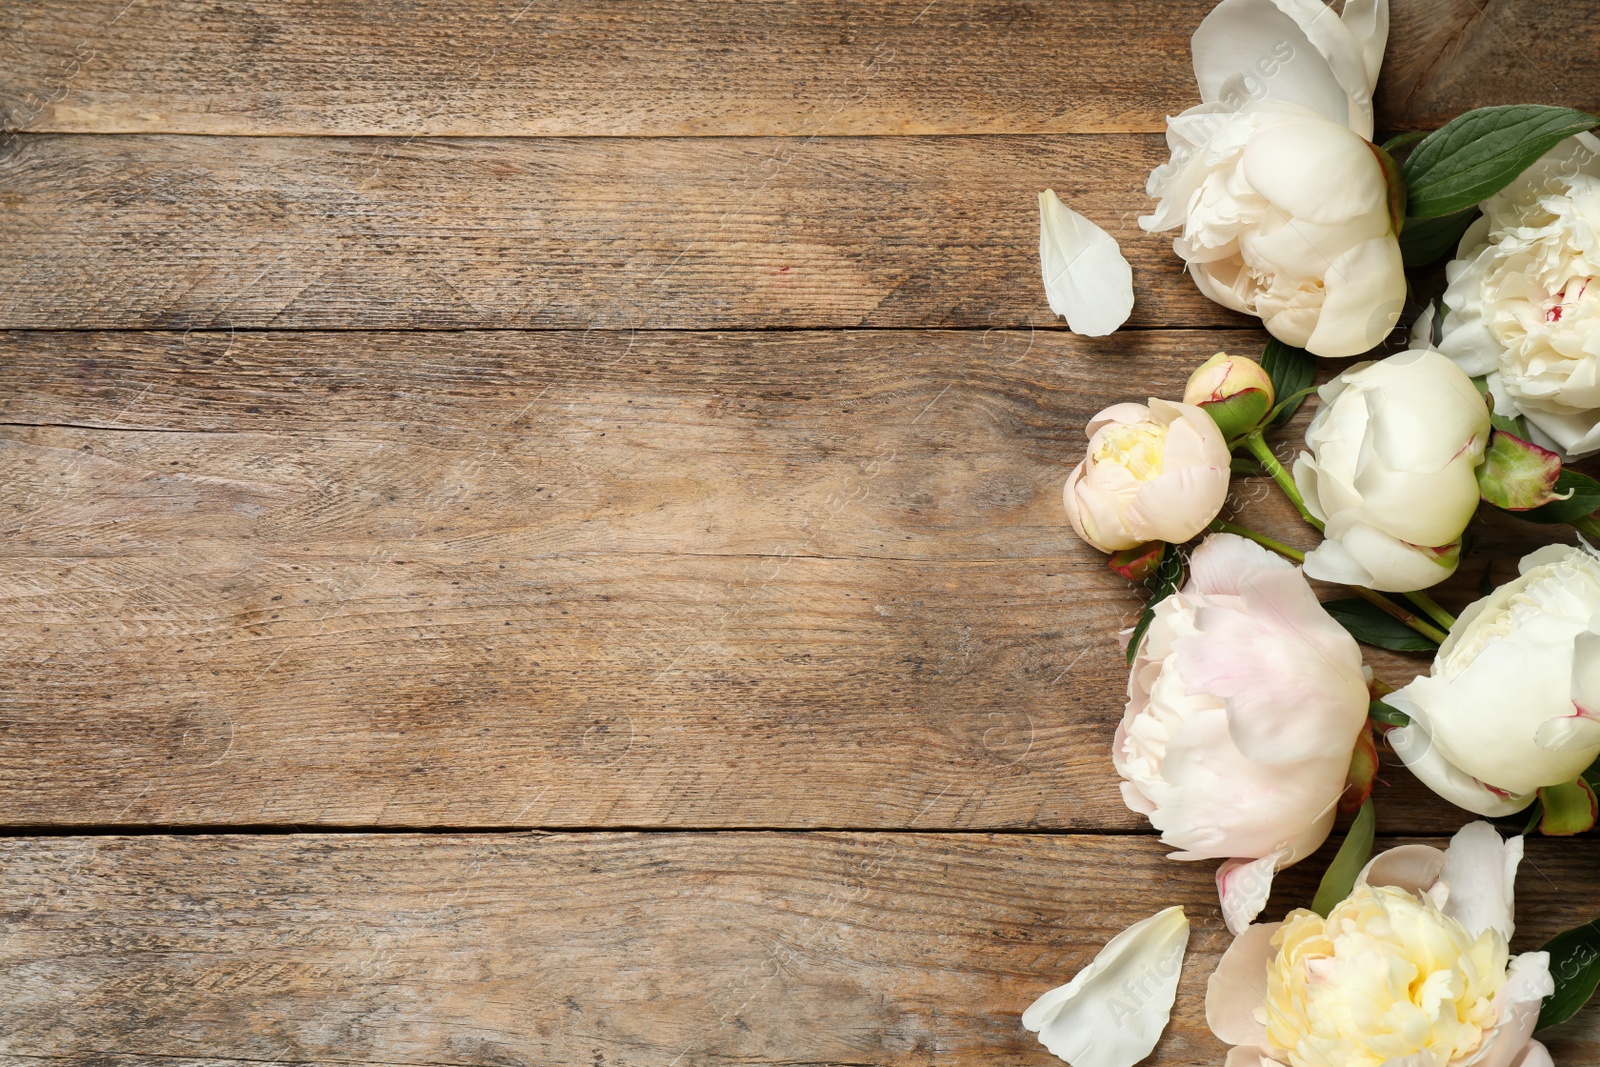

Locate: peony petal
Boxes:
[1534,712,1600,753]
[1472,953,1555,1067]
[1178,563,1367,765]
[1039,190,1135,337]
[1358,842,1445,895]
[1190,0,1370,134]
[1511,1040,1555,1067]
[1339,0,1389,90]
[1385,716,1536,818]
[1571,630,1600,716]
[1022,906,1190,1067]
[1225,1049,1289,1067]
[1241,118,1386,227]
[1302,518,1459,593]
[1217,854,1282,935]
[1265,0,1381,135]
[1207,921,1281,1047]
[1187,531,1294,599]
[1438,821,1521,942]
[1125,464,1230,545]
[1304,234,1406,358]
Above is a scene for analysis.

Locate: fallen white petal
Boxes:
[1439,820,1521,942]
[1022,905,1189,1067]
[1038,189,1134,336]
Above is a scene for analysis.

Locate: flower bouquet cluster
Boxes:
[1023,1,1600,1065]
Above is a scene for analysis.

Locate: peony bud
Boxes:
[1182,353,1276,439]
[1108,541,1165,583]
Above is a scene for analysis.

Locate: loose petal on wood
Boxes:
[2,1,1595,137]
[0,133,1239,331]
[0,328,1522,830]
[2,834,1597,1066]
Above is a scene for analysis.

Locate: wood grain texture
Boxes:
[1376,0,1600,131]
[3,833,1598,1067]
[0,132,1240,331]
[0,0,1213,138]
[0,328,1557,830]
[4,0,1597,138]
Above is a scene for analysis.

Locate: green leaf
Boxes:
[1368,700,1411,729]
[1518,468,1600,524]
[1125,545,1185,666]
[1399,208,1479,268]
[1259,338,1316,427]
[1538,917,1600,1030]
[1324,597,1440,652]
[1403,105,1598,219]
[1312,799,1376,917]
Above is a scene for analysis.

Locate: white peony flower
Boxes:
[1293,349,1492,592]
[1388,543,1600,816]
[1117,533,1369,932]
[1419,131,1600,456]
[1208,822,1553,1067]
[1022,906,1189,1067]
[1141,0,1405,357]
[1062,398,1231,553]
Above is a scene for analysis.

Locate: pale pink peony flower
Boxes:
[1116,533,1369,932]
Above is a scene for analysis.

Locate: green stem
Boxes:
[1242,432,1324,531]
[1350,586,1450,645]
[1405,589,1457,631]
[1208,520,1305,562]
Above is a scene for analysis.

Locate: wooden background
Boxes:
[3,2,1599,1064]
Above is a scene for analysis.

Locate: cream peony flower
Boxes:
[1063,399,1231,553]
[1389,543,1600,816]
[1118,533,1369,932]
[1418,132,1600,456]
[1142,0,1405,357]
[1293,349,1492,592]
[1208,822,1554,1067]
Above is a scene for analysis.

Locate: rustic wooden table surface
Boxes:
[4,2,1600,1065]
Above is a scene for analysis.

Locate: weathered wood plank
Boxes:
[1377,0,1600,132]
[2,833,1596,1066]
[4,1,1595,138]
[0,0,1216,138]
[0,329,1554,829]
[0,133,1238,331]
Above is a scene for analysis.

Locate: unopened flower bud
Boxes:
[1183,353,1275,439]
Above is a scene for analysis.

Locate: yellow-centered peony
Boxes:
[1265,885,1507,1067]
